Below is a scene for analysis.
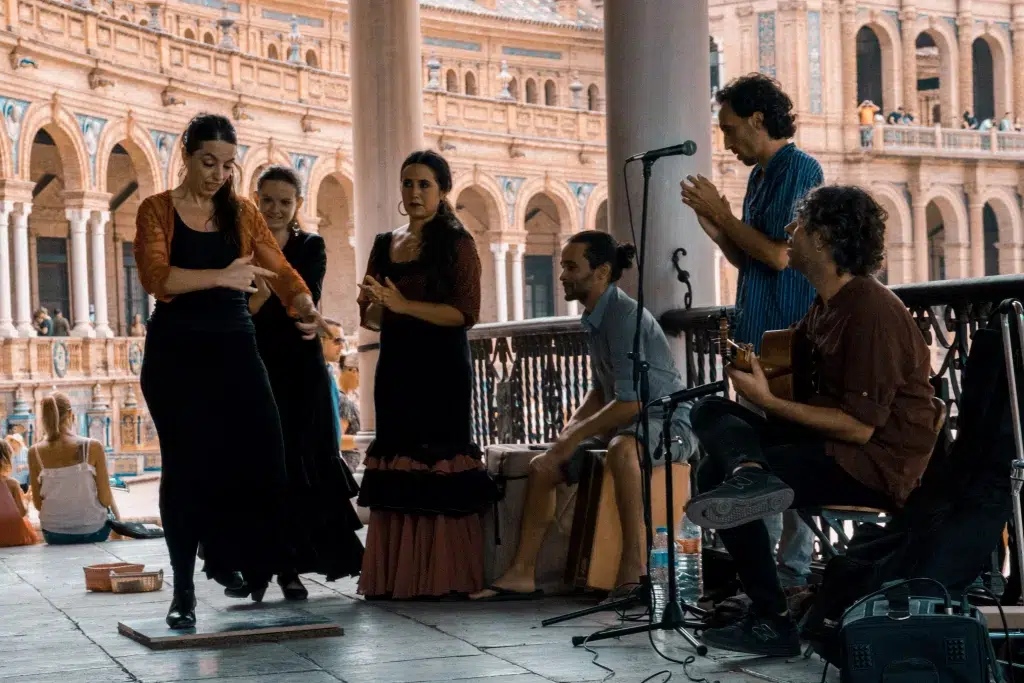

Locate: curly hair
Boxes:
[796,186,887,277]
[715,73,797,139]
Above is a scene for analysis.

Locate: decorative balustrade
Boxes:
[0,336,143,382]
[862,124,1024,160]
[425,92,606,145]
[469,275,1024,447]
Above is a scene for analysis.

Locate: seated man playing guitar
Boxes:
[687,185,942,656]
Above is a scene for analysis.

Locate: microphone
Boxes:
[648,380,727,408]
[627,141,698,163]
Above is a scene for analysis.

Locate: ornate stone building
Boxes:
[0,0,1021,468]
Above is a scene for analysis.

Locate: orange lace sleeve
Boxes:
[244,201,311,313]
[132,194,174,302]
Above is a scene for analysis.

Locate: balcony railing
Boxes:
[469,275,1024,447]
[861,124,1024,160]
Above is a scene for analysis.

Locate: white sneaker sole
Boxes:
[686,488,795,530]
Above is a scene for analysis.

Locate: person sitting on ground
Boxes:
[471,231,697,601]
[0,441,37,547]
[29,392,121,545]
[5,433,28,494]
[686,185,942,656]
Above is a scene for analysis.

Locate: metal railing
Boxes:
[469,275,1024,447]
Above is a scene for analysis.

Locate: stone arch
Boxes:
[314,169,356,331]
[94,118,164,197]
[915,20,959,125]
[923,185,968,280]
[544,79,558,106]
[587,84,600,111]
[464,71,478,96]
[583,182,609,232]
[183,28,195,40]
[238,143,292,197]
[978,188,1022,274]
[268,43,279,60]
[854,14,901,111]
[971,27,1012,123]
[525,78,538,104]
[507,77,519,101]
[18,101,90,191]
[202,31,215,45]
[514,178,579,234]
[0,108,14,180]
[869,183,912,284]
[305,49,319,69]
[450,171,507,235]
[305,154,356,219]
[446,69,459,93]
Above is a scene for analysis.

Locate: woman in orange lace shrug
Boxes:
[134,114,331,630]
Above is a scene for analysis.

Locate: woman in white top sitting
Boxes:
[29,392,120,545]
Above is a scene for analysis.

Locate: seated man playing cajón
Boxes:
[687,185,942,656]
[472,231,697,601]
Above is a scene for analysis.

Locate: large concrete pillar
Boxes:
[350,0,424,436]
[900,6,919,113]
[604,0,715,336]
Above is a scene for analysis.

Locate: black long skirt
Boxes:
[141,321,291,578]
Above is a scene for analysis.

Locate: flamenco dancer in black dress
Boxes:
[356,150,497,599]
[135,115,332,628]
[249,166,364,599]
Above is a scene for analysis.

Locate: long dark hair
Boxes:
[182,114,241,245]
[400,150,469,298]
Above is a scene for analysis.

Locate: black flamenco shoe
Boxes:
[166,589,197,630]
[211,571,246,593]
[277,573,309,601]
[249,579,269,604]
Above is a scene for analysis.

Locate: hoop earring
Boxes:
[397,200,408,217]
[289,218,300,234]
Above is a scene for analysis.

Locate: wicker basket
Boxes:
[83,563,145,592]
[109,569,164,594]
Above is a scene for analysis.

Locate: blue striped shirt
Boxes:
[733,143,823,351]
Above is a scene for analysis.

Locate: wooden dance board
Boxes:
[118,612,343,650]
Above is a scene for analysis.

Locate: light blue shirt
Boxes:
[11,446,29,486]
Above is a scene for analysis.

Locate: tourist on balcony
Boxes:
[28,392,120,546]
[51,310,70,337]
[885,107,904,125]
[134,114,333,629]
[681,73,823,590]
[32,308,51,336]
[0,440,37,547]
[963,110,978,129]
[999,113,1014,132]
[356,149,497,599]
[130,313,146,337]
[249,165,364,599]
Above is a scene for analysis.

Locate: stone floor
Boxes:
[0,539,840,683]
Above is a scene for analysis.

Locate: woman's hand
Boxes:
[218,255,277,293]
[358,275,409,314]
[292,294,335,341]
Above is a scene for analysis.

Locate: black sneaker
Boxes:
[702,611,801,657]
[686,467,794,530]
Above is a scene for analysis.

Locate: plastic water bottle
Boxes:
[675,514,704,606]
[649,527,670,619]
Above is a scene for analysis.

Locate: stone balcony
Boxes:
[862,124,1024,160]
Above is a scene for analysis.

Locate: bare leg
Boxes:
[470,457,561,598]
[606,435,646,588]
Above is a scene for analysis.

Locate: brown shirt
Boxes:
[795,276,940,504]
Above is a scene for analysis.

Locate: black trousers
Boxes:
[692,396,893,615]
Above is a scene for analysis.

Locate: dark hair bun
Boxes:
[616,244,637,271]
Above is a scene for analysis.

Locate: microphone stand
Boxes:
[542,154,710,656]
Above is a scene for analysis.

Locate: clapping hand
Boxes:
[681,175,731,223]
[358,275,409,314]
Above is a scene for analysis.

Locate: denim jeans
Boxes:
[42,525,111,545]
[736,397,814,586]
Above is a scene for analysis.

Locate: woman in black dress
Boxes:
[249,166,364,598]
[135,115,332,629]
[356,150,497,599]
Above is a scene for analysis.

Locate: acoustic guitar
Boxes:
[717,315,800,401]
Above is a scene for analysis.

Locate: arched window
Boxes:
[587,84,600,111]
[183,28,195,41]
[508,77,519,100]
[525,78,538,104]
[305,49,319,68]
[544,79,557,106]
[446,69,459,93]
[464,71,478,96]
[268,44,279,60]
[710,37,721,94]
[203,31,215,45]
[140,19,148,26]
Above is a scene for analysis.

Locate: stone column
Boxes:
[490,242,509,322]
[840,0,860,150]
[66,209,95,337]
[967,195,985,277]
[957,9,974,118]
[604,0,716,330]
[1013,3,1024,122]
[12,202,33,336]
[510,242,525,321]
[912,199,929,282]
[900,7,919,113]
[350,0,424,434]
[89,210,113,338]
[0,203,16,337]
